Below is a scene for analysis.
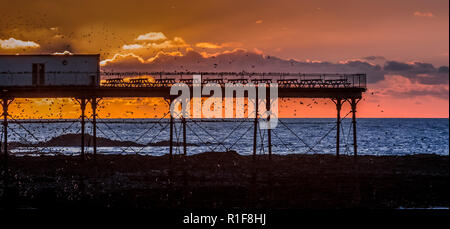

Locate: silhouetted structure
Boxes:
[1,71,366,161]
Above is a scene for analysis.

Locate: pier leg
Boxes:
[79,98,86,160]
[267,128,272,159]
[91,98,98,157]
[169,113,174,158]
[182,117,187,156]
[266,89,272,160]
[2,98,10,164]
[335,98,342,157]
[351,98,358,158]
[253,90,259,157]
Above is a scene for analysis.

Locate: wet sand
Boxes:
[0,152,448,209]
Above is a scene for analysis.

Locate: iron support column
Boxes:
[351,98,358,158]
[80,98,86,159]
[253,89,258,157]
[91,98,98,157]
[266,88,272,159]
[182,117,187,156]
[2,98,9,163]
[335,98,342,157]
[169,111,174,158]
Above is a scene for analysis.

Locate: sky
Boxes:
[0,0,449,118]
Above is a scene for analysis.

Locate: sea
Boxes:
[6,118,449,156]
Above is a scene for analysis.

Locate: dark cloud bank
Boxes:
[102,50,449,98]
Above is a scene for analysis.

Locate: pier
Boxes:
[1,72,366,160]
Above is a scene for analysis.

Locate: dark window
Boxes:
[90,75,96,86]
[32,63,45,86]
[32,64,37,85]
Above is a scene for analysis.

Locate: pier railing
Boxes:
[100,72,367,89]
[1,71,367,89]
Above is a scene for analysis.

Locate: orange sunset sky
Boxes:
[0,0,448,118]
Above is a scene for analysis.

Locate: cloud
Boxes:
[121,36,189,51]
[362,56,386,61]
[122,44,145,50]
[195,42,222,49]
[438,66,449,74]
[147,37,189,49]
[0,38,40,49]
[52,50,73,55]
[413,11,435,18]
[135,32,167,41]
[221,42,243,48]
[383,61,448,85]
[146,51,184,62]
[253,48,264,55]
[102,48,385,81]
[384,61,413,71]
[0,26,80,54]
[373,75,448,100]
[100,51,186,67]
[194,41,243,50]
[114,33,244,70]
[100,53,146,66]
